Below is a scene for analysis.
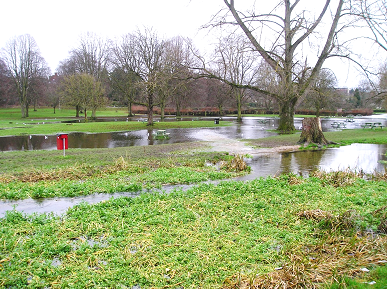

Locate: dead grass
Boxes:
[297,209,333,221]
[225,234,387,288]
[372,206,387,234]
[310,169,365,187]
[222,208,387,288]
[0,158,132,183]
[220,154,249,172]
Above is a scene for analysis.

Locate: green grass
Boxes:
[0,107,129,120]
[1,175,387,287]
[0,107,231,136]
[330,266,387,288]
[0,120,230,136]
[2,107,387,287]
[249,129,387,148]
[0,143,250,200]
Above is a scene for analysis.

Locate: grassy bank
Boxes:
[0,143,250,200]
[1,173,387,288]
[0,107,231,136]
[249,129,387,148]
[0,120,231,137]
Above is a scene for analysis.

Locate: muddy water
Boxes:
[1,143,386,218]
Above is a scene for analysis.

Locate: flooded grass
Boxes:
[0,144,249,200]
[0,120,231,137]
[249,129,387,149]
[1,175,387,288]
[1,110,387,287]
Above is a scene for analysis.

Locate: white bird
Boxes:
[29,135,32,139]
[44,136,48,139]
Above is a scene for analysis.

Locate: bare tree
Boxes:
[47,73,61,114]
[114,28,165,125]
[69,32,111,81]
[205,0,346,136]
[0,58,14,106]
[109,67,141,116]
[212,34,258,121]
[377,63,387,109]
[354,0,387,52]
[205,78,233,115]
[1,34,50,117]
[158,36,195,119]
[300,69,340,117]
[57,32,111,117]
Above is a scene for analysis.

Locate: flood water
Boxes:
[1,115,386,151]
[1,143,386,218]
[1,116,387,218]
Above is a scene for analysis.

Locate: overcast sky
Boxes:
[0,0,378,88]
[0,0,222,70]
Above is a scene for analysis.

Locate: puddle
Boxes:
[1,143,386,218]
[0,191,142,218]
[236,143,387,181]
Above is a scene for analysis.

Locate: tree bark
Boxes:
[236,90,242,122]
[277,98,297,133]
[76,105,80,118]
[297,117,331,146]
[127,102,133,117]
[160,104,165,120]
[147,92,154,126]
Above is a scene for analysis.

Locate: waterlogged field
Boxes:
[1,108,387,287]
[0,144,248,200]
[1,174,387,288]
[0,107,232,137]
[249,129,387,148]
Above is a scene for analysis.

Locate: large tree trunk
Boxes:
[76,105,80,118]
[160,104,165,121]
[147,93,154,126]
[277,98,297,133]
[298,117,331,146]
[21,103,26,118]
[127,102,133,117]
[176,103,181,117]
[218,104,223,116]
[236,90,242,122]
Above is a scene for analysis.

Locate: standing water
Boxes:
[1,143,386,218]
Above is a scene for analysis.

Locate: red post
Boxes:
[57,134,68,156]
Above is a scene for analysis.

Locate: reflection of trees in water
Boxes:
[280,150,326,176]
[69,132,145,148]
[0,135,57,151]
[69,133,111,148]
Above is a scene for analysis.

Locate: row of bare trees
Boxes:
[1,1,387,133]
[0,34,50,117]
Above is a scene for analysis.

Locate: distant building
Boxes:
[335,87,349,95]
[49,73,59,83]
